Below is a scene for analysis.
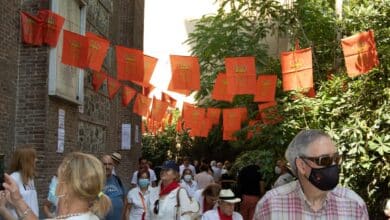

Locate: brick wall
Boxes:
[0,0,144,217]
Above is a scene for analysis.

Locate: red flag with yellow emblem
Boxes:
[169,55,200,91]
[85,32,110,71]
[116,46,144,82]
[37,10,64,47]
[211,73,234,102]
[254,75,277,102]
[150,98,169,122]
[223,108,243,140]
[341,30,379,78]
[281,48,313,91]
[62,30,88,68]
[20,11,43,45]
[133,94,152,117]
[107,77,122,100]
[224,57,256,76]
[206,108,221,126]
[92,71,107,92]
[132,55,157,87]
[122,86,137,107]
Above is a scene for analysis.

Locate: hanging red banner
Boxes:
[122,86,137,107]
[211,73,234,102]
[132,55,157,87]
[107,77,121,100]
[151,98,169,122]
[116,46,144,82]
[341,30,379,78]
[280,47,313,91]
[85,32,110,72]
[169,55,200,91]
[141,85,154,97]
[162,92,177,107]
[133,94,152,117]
[223,108,242,132]
[258,101,282,125]
[37,10,64,47]
[254,75,277,102]
[62,30,88,68]
[92,71,107,92]
[206,108,221,126]
[224,56,256,76]
[226,74,257,95]
[20,11,43,46]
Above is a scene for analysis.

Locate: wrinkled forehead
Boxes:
[305,136,337,157]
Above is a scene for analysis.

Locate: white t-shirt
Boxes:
[127,186,152,220]
[180,180,198,198]
[10,172,39,217]
[131,169,157,185]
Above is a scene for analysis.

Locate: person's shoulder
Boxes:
[331,186,366,206]
[203,209,217,216]
[233,211,244,220]
[261,181,298,202]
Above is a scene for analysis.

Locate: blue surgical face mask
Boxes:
[138,178,150,188]
[48,176,58,207]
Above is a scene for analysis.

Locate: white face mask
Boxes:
[184,174,192,182]
[274,166,281,175]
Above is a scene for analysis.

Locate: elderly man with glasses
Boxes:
[253,129,369,220]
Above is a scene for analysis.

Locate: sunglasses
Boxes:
[300,153,341,167]
[153,199,159,214]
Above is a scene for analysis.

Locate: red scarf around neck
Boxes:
[217,207,233,220]
[159,181,180,196]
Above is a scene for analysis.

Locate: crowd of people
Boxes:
[0,129,385,219]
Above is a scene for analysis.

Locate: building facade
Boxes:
[0,0,144,215]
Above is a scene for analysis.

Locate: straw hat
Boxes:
[111,152,122,164]
[219,189,241,203]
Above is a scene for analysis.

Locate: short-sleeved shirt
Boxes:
[180,180,198,198]
[237,165,262,196]
[131,169,157,185]
[10,172,39,217]
[104,175,125,220]
[253,180,369,220]
[127,186,152,220]
[194,172,214,189]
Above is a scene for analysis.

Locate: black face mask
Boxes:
[306,164,339,191]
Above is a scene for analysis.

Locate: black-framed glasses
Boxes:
[300,153,341,167]
[153,199,159,214]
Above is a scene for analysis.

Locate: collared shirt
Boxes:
[127,186,152,220]
[253,180,369,220]
[180,179,198,198]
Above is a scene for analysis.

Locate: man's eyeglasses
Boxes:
[153,199,159,214]
[300,153,341,167]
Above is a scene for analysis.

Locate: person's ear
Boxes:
[296,158,308,176]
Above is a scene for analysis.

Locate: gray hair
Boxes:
[285,129,331,175]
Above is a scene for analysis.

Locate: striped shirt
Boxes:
[254,180,369,220]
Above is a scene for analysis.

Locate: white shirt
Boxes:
[10,172,39,217]
[127,186,152,220]
[202,209,243,220]
[131,169,157,185]
[149,186,199,220]
[273,172,294,188]
[179,164,196,177]
[180,180,198,198]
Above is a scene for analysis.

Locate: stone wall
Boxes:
[0,0,144,216]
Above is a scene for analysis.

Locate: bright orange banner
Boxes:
[206,108,221,125]
[20,11,43,45]
[151,98,169,122]
[254,75,277,102]
[223,129,236,141]
[85,32,110,71]
[224,56,256,76]
[169,55,200,91]
[258,102,282,125]
[223,108,242,132]
[107,77,121,100]
[116,46,144,82]
[122,85,137,107]
[162,92,177,107]
[37,10,64,47]
[280,47,313,91]
[92,71,107,92]
[133,94,152,117]
[211,73,234,102]
[341,30,379,78]
[132,55,157,87]
[226,74,257,95]
[62,30,88,68]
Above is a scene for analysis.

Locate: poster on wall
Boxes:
[57,109,65,153]
[121,124,131,150]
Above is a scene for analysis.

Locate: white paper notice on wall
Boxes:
[135,125,139,143]
[57,109,65,153]
[121,124,131,150]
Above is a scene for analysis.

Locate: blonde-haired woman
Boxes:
[0,152,111,220]
[9,145,38,217]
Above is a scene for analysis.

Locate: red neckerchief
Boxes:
[203,197,214,213]
[217,207,233,220]
[159,181,180,196]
